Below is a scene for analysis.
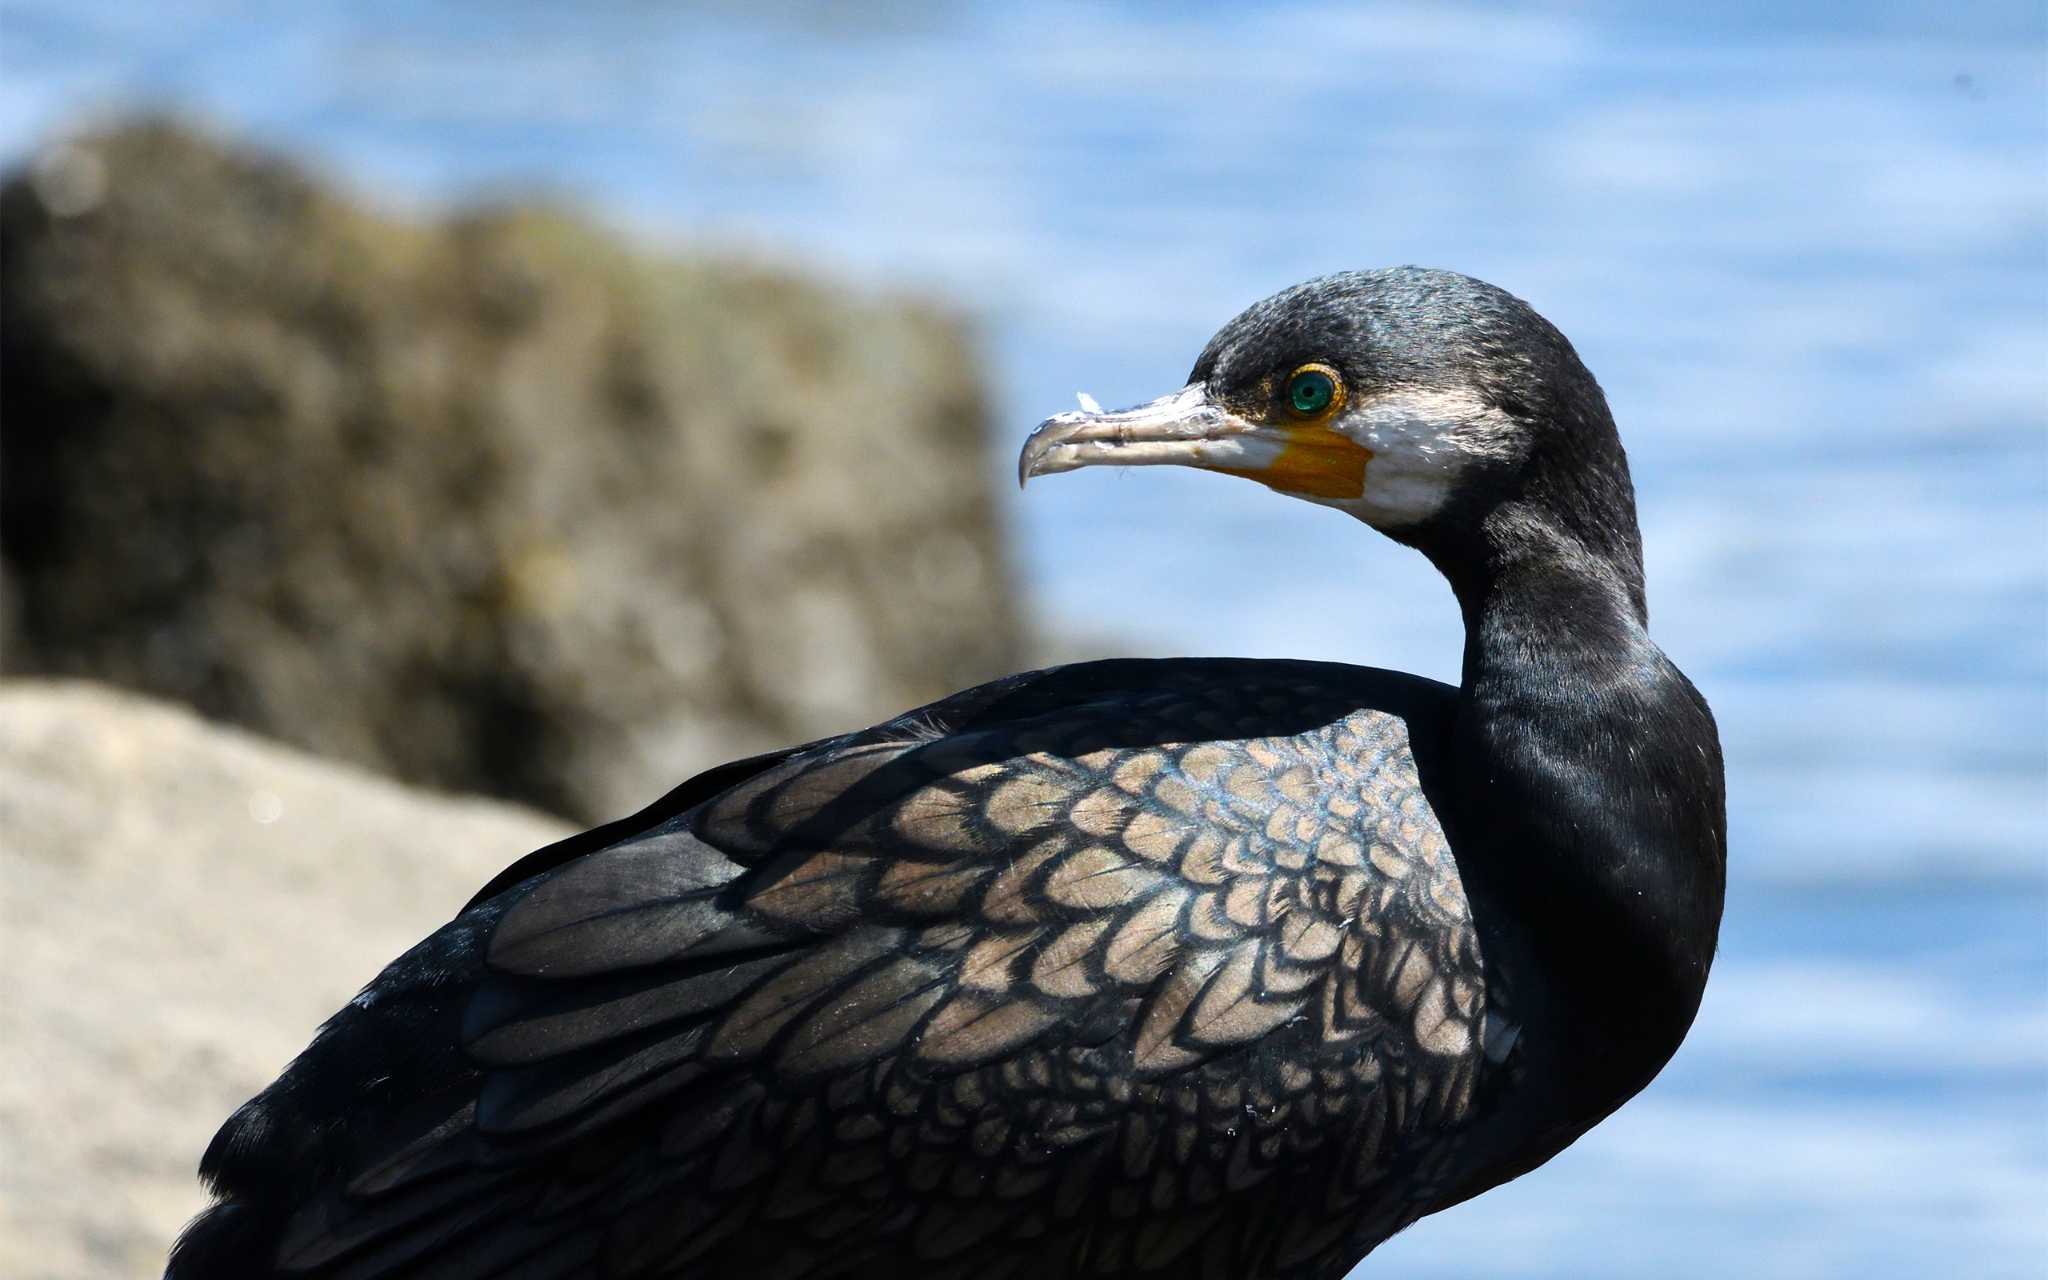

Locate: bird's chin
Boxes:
[1017,382,1372,501]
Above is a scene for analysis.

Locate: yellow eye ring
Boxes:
[1285,363,1345,419]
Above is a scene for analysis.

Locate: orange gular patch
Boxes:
[1216,426,1372,499]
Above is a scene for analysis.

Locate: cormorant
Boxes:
[169,268,1725,1279]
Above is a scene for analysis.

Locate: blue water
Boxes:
[4,3,2044,1274]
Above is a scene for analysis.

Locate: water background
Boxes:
[4,3,2044,1275]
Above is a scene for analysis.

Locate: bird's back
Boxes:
[173,658,1524,1280]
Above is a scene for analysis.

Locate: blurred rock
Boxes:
[0,678,575,1278]
[0,118,1023,821]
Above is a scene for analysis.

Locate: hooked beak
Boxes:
[1017,383,1370,500]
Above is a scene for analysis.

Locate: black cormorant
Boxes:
[169,267,1725,1279]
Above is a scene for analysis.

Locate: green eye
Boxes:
[1287,368,1337,415]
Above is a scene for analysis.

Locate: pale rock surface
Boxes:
[0,680,574,1278]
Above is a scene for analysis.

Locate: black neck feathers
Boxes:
[1433,452,1726,1115]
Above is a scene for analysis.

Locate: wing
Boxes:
[252,662,1491,1279]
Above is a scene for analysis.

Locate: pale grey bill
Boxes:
[1017,383,1261,487]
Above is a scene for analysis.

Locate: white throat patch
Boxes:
[1319,387,1518,527]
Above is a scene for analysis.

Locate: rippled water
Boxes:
[5,2,2043,1275]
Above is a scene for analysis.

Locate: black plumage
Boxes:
[170,268,1725,1279]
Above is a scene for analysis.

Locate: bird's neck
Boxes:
[1434,497,1726,1112]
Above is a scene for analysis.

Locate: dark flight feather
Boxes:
[181,660,1509,1278]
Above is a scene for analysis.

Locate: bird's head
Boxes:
[1019,268,1637,579]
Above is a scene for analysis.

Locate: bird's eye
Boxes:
[1286,366,1339,417]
